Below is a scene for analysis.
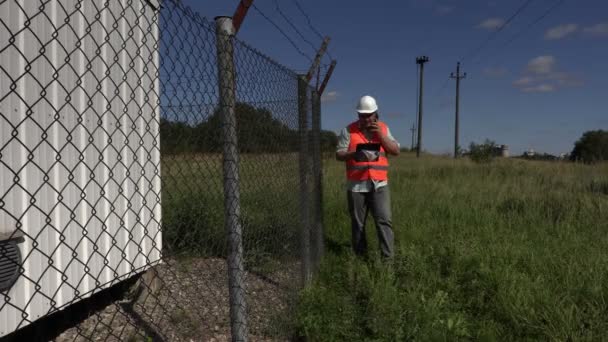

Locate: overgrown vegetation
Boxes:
[571,129,608,163]
[468,139,500,163]
[161,154,302,268]
[160,102,338,155]
[296,154,608,341]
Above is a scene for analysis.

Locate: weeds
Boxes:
[297,154,608,341]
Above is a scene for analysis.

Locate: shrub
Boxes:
[570,130,608,163]
[469,139,499,163]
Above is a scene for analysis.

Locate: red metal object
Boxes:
[232,0,254,35]
[318,60,336,95]
[305,37,330,83]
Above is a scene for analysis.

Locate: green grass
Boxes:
[159,152,305,339]
[297,153,608,341]
[160,153,302,267]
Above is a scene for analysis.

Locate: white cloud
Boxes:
[527,55,555,74]
[522,84,556,93]
[321,91,338,103]
[483,67,508,78]
[583,22,608,37]
[477,18,505,31]
[545,24,578,40]
[513,56,584,93]
[547,72,584,87]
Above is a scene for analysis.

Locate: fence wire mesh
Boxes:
[0,0,323,341]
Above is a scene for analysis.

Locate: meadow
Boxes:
[160,153,303,266]
[296,153,608,341]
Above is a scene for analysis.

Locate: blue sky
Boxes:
[180,0,608,156]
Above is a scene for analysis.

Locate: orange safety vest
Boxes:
[346,121,389,181]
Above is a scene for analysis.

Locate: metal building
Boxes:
[0,0,162,337]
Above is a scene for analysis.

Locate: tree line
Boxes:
[466,130,608,164]
[160,102,338,154]
[570,130,608,163]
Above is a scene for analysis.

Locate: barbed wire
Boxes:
[273,0,317,53]
[251,3,313,63]
[292,0,324,40]
[291,0,333,61]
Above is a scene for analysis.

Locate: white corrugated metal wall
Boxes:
[0,0,162,336]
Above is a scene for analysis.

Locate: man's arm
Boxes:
[336,150,357,161]
[378,134,400,156]
[370,123,400,156]
[335,127,355,161]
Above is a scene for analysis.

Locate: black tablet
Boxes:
[356,143,381,152]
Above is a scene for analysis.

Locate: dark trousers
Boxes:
[347,186,394,258]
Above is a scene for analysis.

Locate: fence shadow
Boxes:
[1,276,139,342]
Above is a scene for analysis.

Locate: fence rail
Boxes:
[0,0,324,340]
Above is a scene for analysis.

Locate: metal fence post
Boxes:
[311,90,324,270]
[215,16,248,342]
[298,76,311,285]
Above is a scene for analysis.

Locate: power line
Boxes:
[251,3,313,63]
[460,0,536,63]
[472,0,566,67]
[506,0,565,45]
[425,75,451,117]
[431,76,451,99]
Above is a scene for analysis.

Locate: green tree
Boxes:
[570,130,608,163]
[468,139,498,163]
[161,102,337,154]
[320,130,338,152]
[159,118,195,154]
[162,102,327,154]
[199,102,298,153]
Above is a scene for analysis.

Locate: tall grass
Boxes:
[297,153,608,341]
[160,154,302,268]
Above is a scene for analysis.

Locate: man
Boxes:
[336,95,400,259]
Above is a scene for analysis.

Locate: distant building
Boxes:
[523,148,535,158]
[500,145,509,158]
[490,144,510,157]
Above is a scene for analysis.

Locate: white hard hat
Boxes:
[356,95,378,114]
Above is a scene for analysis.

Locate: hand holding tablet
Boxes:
[355,143,381,162]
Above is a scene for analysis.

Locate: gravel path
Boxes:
[55,257,300,341]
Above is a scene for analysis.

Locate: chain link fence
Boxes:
[0,0,324,340]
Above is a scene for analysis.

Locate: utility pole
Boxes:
[450,62,466,159]
[415,56,429,158]
[410,123,416,151]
